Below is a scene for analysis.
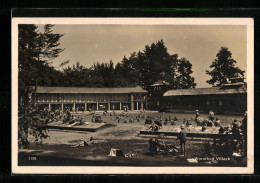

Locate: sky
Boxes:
[40,24,247,88]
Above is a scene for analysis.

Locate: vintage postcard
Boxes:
[12,18,254,174]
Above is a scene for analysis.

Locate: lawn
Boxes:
[20,111,245,166]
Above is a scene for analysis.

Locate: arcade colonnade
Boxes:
[31,86,148,112]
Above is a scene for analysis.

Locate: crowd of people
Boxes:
[145,109,247,157]
[20,105,247,157]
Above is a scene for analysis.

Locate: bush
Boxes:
[18,105,49,149]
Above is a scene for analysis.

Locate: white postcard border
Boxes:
[12,18,254,174]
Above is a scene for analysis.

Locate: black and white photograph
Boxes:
[12,18,254,174]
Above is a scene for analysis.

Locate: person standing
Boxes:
[178,125,187,155]
[241,111,247,156]
[241,111,247,134]
[195,110,200,122]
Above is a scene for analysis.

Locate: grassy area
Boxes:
[22,111,245,166]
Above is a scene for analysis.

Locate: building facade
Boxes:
[162,75,247,114]
[31,86,148,112]
[149,80,170,111]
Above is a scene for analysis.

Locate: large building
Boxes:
[31,86,148,111]
[161,74,247,114]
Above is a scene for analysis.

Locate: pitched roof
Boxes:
[31,86,147,94]
[163,85,247,97]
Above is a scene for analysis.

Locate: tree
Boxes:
[62,62,89,87]
[18,24,39,106]
[36,24,64,64]
[175,57,196,89]
[206,47,245,86]
[118,40,196,90]
[18,24,65,106]
[88,61,116,87]
[18,24,65,148]
[56,40,196,89]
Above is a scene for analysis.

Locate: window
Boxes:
[219,100,222,106]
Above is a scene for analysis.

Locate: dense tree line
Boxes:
[59,40,197,90]
[19,24,197,96]
[18,25,198,105]
[19,24,246,106]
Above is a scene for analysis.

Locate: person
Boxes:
[164,118,168,125]
[95,114,102,123]
[67,108,71,119]
[178,125,187,155]
[195,110,200,122]
[149,123,159,132]
[59,107,63,116]
[241,111,247,155]
[202,125,207,132]
[113,110,116,116]
[207,120,213,127]
[215,118,221,127]
[232,119,240,140]
[149,137,158,155]
[80,117,85,125]
[69,116,77,124]
[145,116,153,125]
[82,107,85,113]
[186,120,192,127]
[103,110,107,116]
[241,111,247,133]
[209,110,214,121]
[219,125,225,134]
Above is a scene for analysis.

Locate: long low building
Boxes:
[162,84,247,114]
[30,86,148,111]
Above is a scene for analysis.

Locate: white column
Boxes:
[73,103,75,112]
[120,102,122,111]
[85,103,87,111]
[48,103,51,111]
[137,102,139,110]
[108,102,111,111]
[61,103,63,112]
[141,102,144,110]
[96,103,98,111]
[131,94,134,111]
